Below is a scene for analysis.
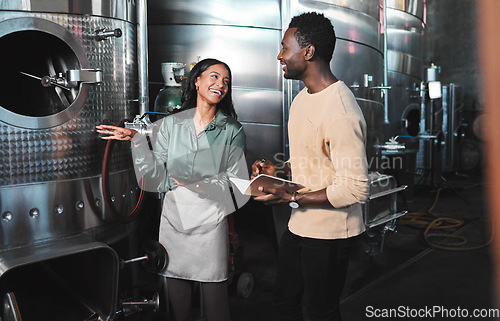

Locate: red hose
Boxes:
[101,119,145,223]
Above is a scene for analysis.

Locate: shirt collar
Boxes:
[171,108,228,131]
[208,110,228,130]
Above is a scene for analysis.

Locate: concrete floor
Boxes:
[228,171,496,321]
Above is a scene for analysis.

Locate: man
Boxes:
[252,12,369,321]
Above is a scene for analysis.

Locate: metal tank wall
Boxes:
[284,0,384,168]
[385,0,426,140]
[147,0,283,165]
[0,1,143,319]
[0,1,140,248]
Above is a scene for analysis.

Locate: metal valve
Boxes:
[120,240,168,273]
[124,112,165,137]
[20,69,102,90]
[116,293,160,318]
[121,293,160,312]
[95,28,122,41]
[369,85,392,90]
[66,69,102,87]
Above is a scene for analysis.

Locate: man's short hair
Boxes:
[289,12,336,63]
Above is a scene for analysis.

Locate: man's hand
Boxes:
[253,186,293,206]
[251,159,276,179]
[254,187,333,209]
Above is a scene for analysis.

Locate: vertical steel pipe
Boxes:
[137,0,149,115]
[383,0,390,124]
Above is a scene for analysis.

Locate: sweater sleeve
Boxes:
[325,115,369,208]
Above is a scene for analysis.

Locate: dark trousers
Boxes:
[273,229,355,321]
[167,278,230,321]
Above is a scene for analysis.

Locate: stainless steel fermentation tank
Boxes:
[385,0,426,141]
[147,0,386,170]
[380,0,425,195]
[0,1,151,320]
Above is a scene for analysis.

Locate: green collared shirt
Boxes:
[131,108,247,197]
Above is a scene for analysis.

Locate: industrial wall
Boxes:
[424,0,481,108]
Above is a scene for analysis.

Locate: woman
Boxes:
[97,58,247,321]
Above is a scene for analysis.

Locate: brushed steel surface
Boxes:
[309,0,380,20]
[387,50,423,78]
[333,40,384,103]
[233,88,282,125]
[137,0,149,115]
[385,71,422,138]
[0,0,135,22]
[387,29,423,58]
[386,7,424,78]
[387,6,425,29]
[441,83,464,173]
[387,0,425,20]
[148,25,282,91]
[299,0,382,52]
[384,0,425,141]
[0,235,119,321]
[147,0,281,29]
[242,123,283,167]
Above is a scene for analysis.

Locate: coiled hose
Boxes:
[398,187,492,251]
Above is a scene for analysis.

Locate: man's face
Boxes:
[277,28,307,80]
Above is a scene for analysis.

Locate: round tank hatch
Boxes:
[401,103,421,137]
[0,18,90,129]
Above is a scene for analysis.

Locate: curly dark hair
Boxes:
[179,58,237,119]
[289,12,336,63]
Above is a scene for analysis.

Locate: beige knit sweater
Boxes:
[287,81,369,239]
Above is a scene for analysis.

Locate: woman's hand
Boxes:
[251,159,276,179]
[96,124,138,141]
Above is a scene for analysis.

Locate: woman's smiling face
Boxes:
[195,64,230,107]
